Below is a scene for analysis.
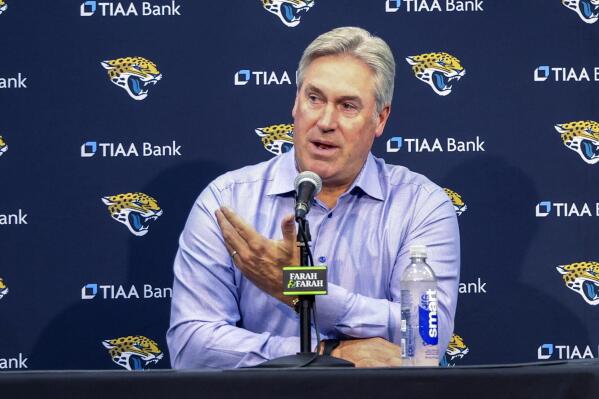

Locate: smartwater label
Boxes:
[418,289,439,345]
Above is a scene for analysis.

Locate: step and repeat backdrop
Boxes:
[1,0,599,371]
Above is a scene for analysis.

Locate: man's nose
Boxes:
[317,104,338,132]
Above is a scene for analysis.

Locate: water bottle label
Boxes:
[400,306,415,358]
[418,289,438,346]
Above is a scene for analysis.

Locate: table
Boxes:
[1,360,599,399]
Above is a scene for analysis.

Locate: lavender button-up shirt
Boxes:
[167,149,460,369]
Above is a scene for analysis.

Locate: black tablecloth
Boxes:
[2,360,599,399]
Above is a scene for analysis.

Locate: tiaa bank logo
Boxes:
[535,201,599,217]
[101,192,163,236]
[255,123,294,155]
[261,0,315,27]
[0,277,8,300]
[534,65,599,82]
[441,334,469,366]
[234,69,292,86]
[0,1,7,15]
[386,0,483,12]
[562,0,599,24]
[556,262,599,305]
[81,1,181,17]
[406,52,466,96]
[538,343,598,360]
[102,336,164,370]
[554,121,599,165]
[0,135,7,157]
[81,283,172,300]
[101,57,162,100]
[386,136,485,153]
[443,188,467,216]
[81,140,181,158]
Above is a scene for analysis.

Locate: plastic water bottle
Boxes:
[400,245,439,366]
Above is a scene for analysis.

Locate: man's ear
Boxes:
[374,105,391,138]
[292,92,299,119]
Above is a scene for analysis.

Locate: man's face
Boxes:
[292,54,390,188]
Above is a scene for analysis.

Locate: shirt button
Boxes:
[328,213,333,219]
[318,256,327,264]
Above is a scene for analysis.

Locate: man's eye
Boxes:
[342,103,357,111]
[308,94,319,102]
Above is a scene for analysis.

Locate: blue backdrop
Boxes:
[1,0,599,370]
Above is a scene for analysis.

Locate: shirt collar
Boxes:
[349,153,384,201]
[267,148,384,201]
[266,148,297,196]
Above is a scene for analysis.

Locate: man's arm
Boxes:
[210,185,459,363]
[315,187,460,357]
[167,184,300,369]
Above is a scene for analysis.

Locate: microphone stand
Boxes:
[297,217,314,353]
[256,217,354,368]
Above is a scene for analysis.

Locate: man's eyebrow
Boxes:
[304,84,324,96]
[304,85,363,106]
[337,95,363,106]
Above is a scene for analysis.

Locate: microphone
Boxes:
[294,171,322,220]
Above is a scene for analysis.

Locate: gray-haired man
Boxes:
[168,27,460,368]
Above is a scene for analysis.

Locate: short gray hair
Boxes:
[297,27,395,114]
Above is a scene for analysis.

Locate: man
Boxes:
[167,27,460,368]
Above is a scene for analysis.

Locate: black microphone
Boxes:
[294,171,322,220]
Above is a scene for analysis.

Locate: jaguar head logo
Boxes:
[102,335,164,371]
[555,121,599,164]
[562,0,599,24]
[101,192,163,237]
[442,334,470,366]
[0,278,8,300]
[557,262,599,305]
[406,52,466,96]
[261,0,315,27]
[0,136,7,157]
[101,57,162,100]
[255,123,294,155]
[0,1,7,15]
[443,188,467,216]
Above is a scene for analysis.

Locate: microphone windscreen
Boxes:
[294,171,322,195]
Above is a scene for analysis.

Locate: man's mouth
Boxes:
[311,140,338,151]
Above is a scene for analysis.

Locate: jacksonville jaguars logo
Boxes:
[406,52,466,96]
[557,262,599,305]
[101,57,162,100]
[443,188,467,216]
[101,192,163,237]
[555,121,599,164]
[0,136,7,157]
[102,336,164,371]
[0,1,7,15]
[562,0,599,24]
[255,123,294,155]
[261,0,315,27]
[0,278,8,300]
[441,334,470,366]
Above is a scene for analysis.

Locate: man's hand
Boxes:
[215,207,299,304]
[325,338,403,368]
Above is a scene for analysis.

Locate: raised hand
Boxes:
[215,207,300,304]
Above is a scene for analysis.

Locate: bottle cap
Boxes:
[409,245,427,258]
